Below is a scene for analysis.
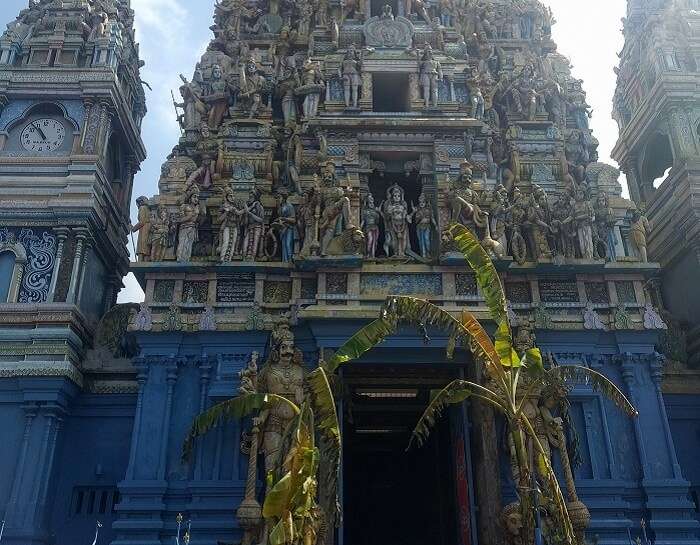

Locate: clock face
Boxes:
[20,118,66,153]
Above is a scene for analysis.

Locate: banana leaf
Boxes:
[182,393,299,462]
[522,348,543,372]
[495,320,520,368]
[325,316,397,372]
[449,223,509,335]
[547,365,638,417]
[408,379,506,450]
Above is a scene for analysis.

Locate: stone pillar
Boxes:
[65,230,87,304]
[47,227,69,303]
[620,353,700,543]
[621,157,643,205]
[193,355,213,481]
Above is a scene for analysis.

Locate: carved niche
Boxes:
[363,15,414,48]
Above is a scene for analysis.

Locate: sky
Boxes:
[0,0,628,304]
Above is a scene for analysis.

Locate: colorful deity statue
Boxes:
[381,183,412,258]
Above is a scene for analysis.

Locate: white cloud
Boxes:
[118,273,146,304]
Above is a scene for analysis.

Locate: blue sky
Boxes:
[0,0,628,303]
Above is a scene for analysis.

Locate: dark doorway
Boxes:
[372,73,410,112]
[342,366,460,545]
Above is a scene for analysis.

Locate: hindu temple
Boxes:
[0,0,699,544]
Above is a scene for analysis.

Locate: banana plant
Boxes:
[182,365,340,545]
[324,223,638,545]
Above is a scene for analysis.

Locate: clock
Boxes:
[20,118,66,153]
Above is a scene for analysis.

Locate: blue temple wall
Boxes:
[0,376,135,545]
[665,394,700,521]
[1,322,699,545]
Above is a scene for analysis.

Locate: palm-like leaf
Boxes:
[409,379,507,450]
[449,223,510,335]
[326,317,397,372]
[548,365,638,417]
[182,393,300,462]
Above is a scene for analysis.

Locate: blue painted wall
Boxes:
[1,324,699,545]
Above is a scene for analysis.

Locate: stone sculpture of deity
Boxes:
[149,206,172,262]
[176,185,201,262]
[204,64,230,129]
[381,183,412,258]
[411,192,437,259]
[253,324,305,473]
[297,58,325,118]
[630,208,650,263]
[274,193,297,262]
[339,44,362,108]
[572,187,594,260]
[361,193,382,259]
[319,162,351,256]
[418,44,443,109]
[242,188,265,261]
[219,185,246,262]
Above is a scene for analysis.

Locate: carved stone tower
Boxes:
[612,2,700,363]
[612,0,700,531]
[0,1,146,543]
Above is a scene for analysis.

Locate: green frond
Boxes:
[409,379,504,450]
[449,223,509,334]
[548,365,638,417]
[325,317,398,372]
[182,393,300,463]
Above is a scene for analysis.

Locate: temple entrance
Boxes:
[341,365,463,545]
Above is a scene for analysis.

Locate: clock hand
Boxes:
[32,123,47,140]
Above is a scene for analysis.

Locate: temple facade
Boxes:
[0,0,698,544]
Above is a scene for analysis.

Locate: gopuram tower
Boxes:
[1,0,700,545]
[612,0,700,533]
[0,0,146,544]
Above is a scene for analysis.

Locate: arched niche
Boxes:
[640,131,674,192]
[1,101,81,155]
[0,240,27,303]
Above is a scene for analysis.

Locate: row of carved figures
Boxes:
[132,161,650,265]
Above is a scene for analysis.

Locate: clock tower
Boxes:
[0,1,145,543]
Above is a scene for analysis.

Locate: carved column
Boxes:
[621,157,643,205]
[125,359,149,480]
[66,230,87,304]
[157,358,179,481]
[193,355,212,481]
[5,404,38,524]
[668,106,698,161]
[649,355,683,479]
[47,227,69,303]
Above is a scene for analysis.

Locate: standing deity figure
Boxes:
[242,188,265,261]
[631,209,651,263]
[297,0,314,35]
[219,186,246,262]
[361,194,382,259]
[418,45,443,109]
[149,207,172,262]
[319,163,351,256]
[465,67,485,119]
[204,64,230,129]
[550,192,576,259]
[274,193,297,262]
[572,188,595,260]
[297,58,325,119]
[239,60,267,119]
[491,184,510,249]
[131,196,152,262]
[381,184,412,258]
[523,191,552,260]
[177,74,207,132]
[510,63,539,121]
[254,324,305,475]
[339,44,362,109]
[277,56,300,126]
[594,192,617,261]
[411,192,437,259]
[315,0,329,27]
[299,185,321,257]
[176,186,201,262]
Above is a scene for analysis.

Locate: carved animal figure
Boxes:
[324,227,365,256]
